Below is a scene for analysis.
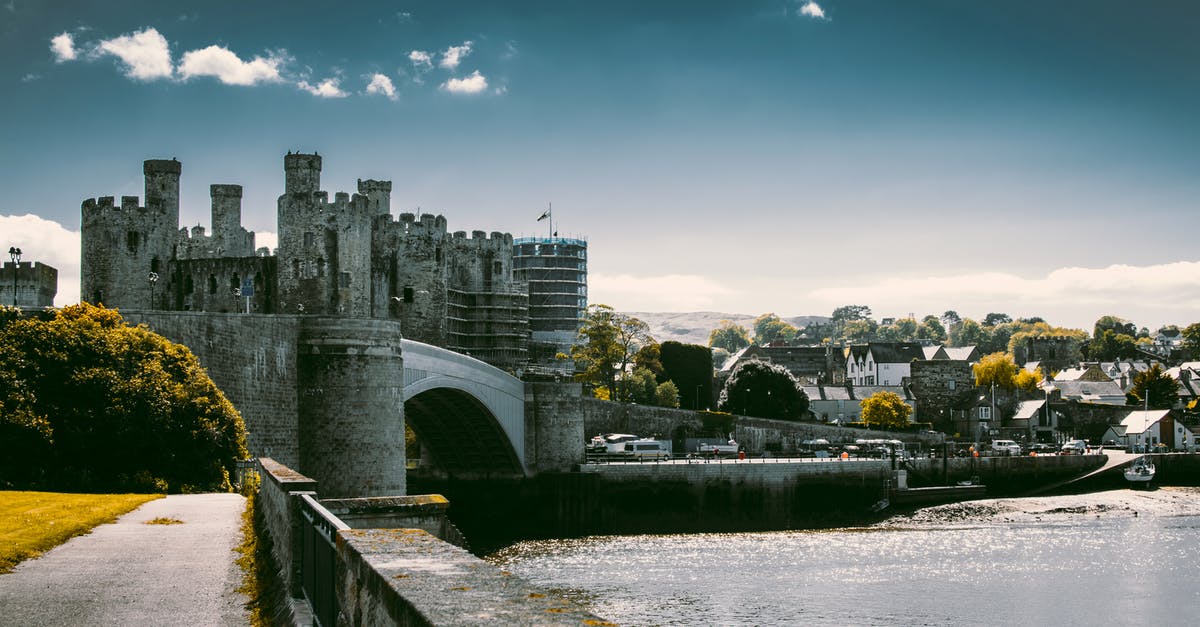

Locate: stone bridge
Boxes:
[119,312,578,498]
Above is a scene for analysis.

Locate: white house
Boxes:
[1102,410,1195,452]
[845,343,925,386]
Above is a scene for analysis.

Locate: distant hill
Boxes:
[623,311,830,347]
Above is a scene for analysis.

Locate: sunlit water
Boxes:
[488,507,1200,626]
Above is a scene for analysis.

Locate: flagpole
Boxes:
[549,202,553,239]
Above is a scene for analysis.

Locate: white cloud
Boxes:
[408,50,432,69]
[50,32,77,62]
[365,73,398,100]
[297,78,348,98]
[21,73,40,83]
[96,27,173,81]
[799,1,827,19]
[440,70,488,94]
[590,272,740,312]
[0,214,81,307]
[439,41,472,69]
[178,46,285,86]
[254,231,277,253]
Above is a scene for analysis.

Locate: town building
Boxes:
[1101,409,1195,451]
[844,343,926,386]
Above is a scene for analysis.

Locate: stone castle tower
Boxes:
[80,151,529,369]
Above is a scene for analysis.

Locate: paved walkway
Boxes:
[0,493,249,626]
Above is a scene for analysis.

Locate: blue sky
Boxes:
[2,0,1199,332]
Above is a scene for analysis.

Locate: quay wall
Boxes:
[255,458,605,625]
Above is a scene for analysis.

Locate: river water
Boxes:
[487,488,1200,626]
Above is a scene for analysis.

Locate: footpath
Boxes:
[0,493,249,626]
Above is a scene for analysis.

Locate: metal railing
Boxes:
[299,494,349,627]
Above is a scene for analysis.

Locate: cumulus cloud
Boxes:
[178,45,285,85]
[590,272,740,312]
[799,1,827,19]
[439,41,472,69]
[440,70,488,94]
[50,32,77,62]
[96,27,173,80]
[0,214,81,307]
[297,77,348,98]
[365,73,397,100]
[408,50,432,69]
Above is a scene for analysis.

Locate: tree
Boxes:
[860,390,913,429]
[982,313,1012,327]
[617,367,658,405]
[708,320,751,352]
[918,315,947,344]
[1013,367,1043,393]
[1093,315,1137,339]
[831,305,872,324]
[843,318,878,343]
[1181,323,1200,358]
[973,352,1018,389]
[655,380,680,408]
[571,304,652,400]
[718,360,809,420]
[753,313,798,345]
[949,318,987,348]
[1086,329,1139,361]
[877,317,918,342]
[0,303,248,492]
[941,310,961,328]
[1125,364,1179,409]
[633,342,663,379]
[660,341,714,410]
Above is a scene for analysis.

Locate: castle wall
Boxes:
[0,261,57,308]
[171,256,276,313]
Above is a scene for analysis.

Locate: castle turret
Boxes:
[144,159,181,222]
[209,184,254,256]
[357,179,392,216]
[284,153,322,194]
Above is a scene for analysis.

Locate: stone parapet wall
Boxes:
[257,458,318,599]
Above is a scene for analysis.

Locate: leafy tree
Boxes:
[718,360,809,420]
[1181,323,1200,358]
[1019,316,1046,324]
[753,313,798,345]
[843,318,878,343]
[860,390,913,429]
[0,303,248,492]
[571,304,652,400]
[617,367,658,405]
[1013,367,1043,393]
[941,310,961,328]
[973,352,1018,389]
[918,315,947,344]
[660,341,714,410]
[949,318,987,348]
[708,320,751,352]
[634,342,664,379]
[1086,329,1139,361]
[876,317,919,342]
[1126,364,1179,409]
[1093,315,1137,339]
[655,380,680,408]
[831,305,872,324]
[982,312,1012,327]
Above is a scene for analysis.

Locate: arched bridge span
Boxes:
[401,340,526,477]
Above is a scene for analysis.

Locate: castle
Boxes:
[81,153,530,369]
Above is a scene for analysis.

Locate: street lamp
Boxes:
[8,247,21,307]
[147,272,159,309]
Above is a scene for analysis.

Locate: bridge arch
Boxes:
[401,340,526,477]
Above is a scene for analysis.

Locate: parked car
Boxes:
[1060,439,1088,455]
[621,439,671,461]
[990,439,1021,456]
[1023,443,1057,455]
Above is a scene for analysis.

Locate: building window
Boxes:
[150,257,160,273]
[436,246,443,264]
[316,257,325,277]
[493,261,502,275]
[979,407,991,421]
[948,380,956,390]
[303,232,314,248]
[185,275,194,294]
[403,286,414,303]
[126,231,140,253]
[208,275,217,294]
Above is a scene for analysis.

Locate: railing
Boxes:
[299,494,350,627]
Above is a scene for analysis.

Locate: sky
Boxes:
[2,0,1198,333]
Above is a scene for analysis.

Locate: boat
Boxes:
[587,433,640,454]
[1124,456,1155,484]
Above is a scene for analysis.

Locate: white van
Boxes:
[622,439,671,461]
[991,439,1021,455]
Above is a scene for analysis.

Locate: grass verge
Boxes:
[0,491,163,573]
[234,475,289,626]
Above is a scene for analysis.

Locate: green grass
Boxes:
[0,491,162,573]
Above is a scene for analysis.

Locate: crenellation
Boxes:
[81,149,530,368]
[121,196,139,210]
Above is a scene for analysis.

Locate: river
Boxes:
[487,487,1200,626]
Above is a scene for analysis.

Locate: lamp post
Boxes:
[147,272,159,310]
[8,246,21,307]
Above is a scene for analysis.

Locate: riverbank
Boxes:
[874,486,1200,528]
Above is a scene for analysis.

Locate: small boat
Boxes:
[1124,456,1155,484]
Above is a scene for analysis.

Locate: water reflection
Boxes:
[489,513,1200,626]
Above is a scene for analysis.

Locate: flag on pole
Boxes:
[537,208,551,221]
